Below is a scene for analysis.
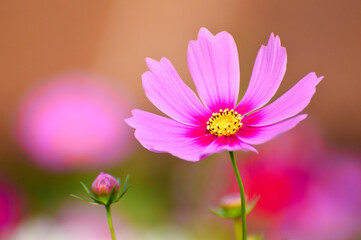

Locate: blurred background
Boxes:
[1,0,361,239]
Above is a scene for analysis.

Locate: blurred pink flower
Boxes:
[12,204,133,240]
[15,74,132,171]
[241,161,309,216]
[220,193,244,209]
[126,28,322,161]
[58,204,132,240]
[0,179,23,239]
[227,124,361,240]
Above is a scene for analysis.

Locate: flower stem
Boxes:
[233,218,242,240]
[229,151,247,240]
[106,205,116,240]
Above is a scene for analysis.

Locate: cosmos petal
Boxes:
[238,114,307,145]
[125,109,216,161]
[236,33,287,115]
[201,135,257,158]
[143,57,210,126]
[244,73,323,126]
[187,28,240,112]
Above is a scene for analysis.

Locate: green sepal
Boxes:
[72,174,131,206]
[80,181,92,196]
[112,174,131,203]
[80,181,109,204]
[69,194,100,205]
[245,195,260,214]
[209,195,260,219]
[105,185,117,206]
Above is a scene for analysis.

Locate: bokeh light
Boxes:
[15,75,132,171]
[1,1,361,239]
[227,124,361,240]
[0,179,23,239]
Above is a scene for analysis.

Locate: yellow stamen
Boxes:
[207,109,243,136]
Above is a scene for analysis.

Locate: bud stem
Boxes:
[106,205,116,240]
[233,218,242,240]
[229,151,247,240]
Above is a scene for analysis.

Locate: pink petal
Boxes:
[244,73,323,126]
[143,57,210,126]
[238,114,307,145]
[125,109,216,161]
[187,28,240,112]
[236,33,287,115]
[201,135,257,158]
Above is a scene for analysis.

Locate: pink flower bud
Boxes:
[220,193,248,209]
[91,172,120,196]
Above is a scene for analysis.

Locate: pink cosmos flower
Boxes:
[126,28,323,161]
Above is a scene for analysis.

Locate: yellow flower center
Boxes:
[206,109,243,136]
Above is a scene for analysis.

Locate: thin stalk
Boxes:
[106,205,116,240]
[233,218,242,240]
[229,151,247,240]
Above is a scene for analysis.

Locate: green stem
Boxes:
[106,205,116,240]
[229,151,247,240]
[233,218,242,240]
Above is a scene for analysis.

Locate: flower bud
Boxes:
[91,172,120,196]
[220,193,248,209]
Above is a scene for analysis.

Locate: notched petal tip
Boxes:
[141,70,151,80]
[197,27,234,42]
[145,57,161,69]
[298,113,308,120]
[316,75,325,84]
[198,27,213,38]
[267,32,282,48]
[145,57,155,64]
[160,57,169,63]
[124,109,141,128]
[247,146,259,154]
[124,116,135,128]
[215,30,233,37]
[146,56,170,67]
[304,72,324,85]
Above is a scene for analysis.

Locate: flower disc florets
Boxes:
[207,109,242,136]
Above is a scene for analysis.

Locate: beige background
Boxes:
[1,0,360,163]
